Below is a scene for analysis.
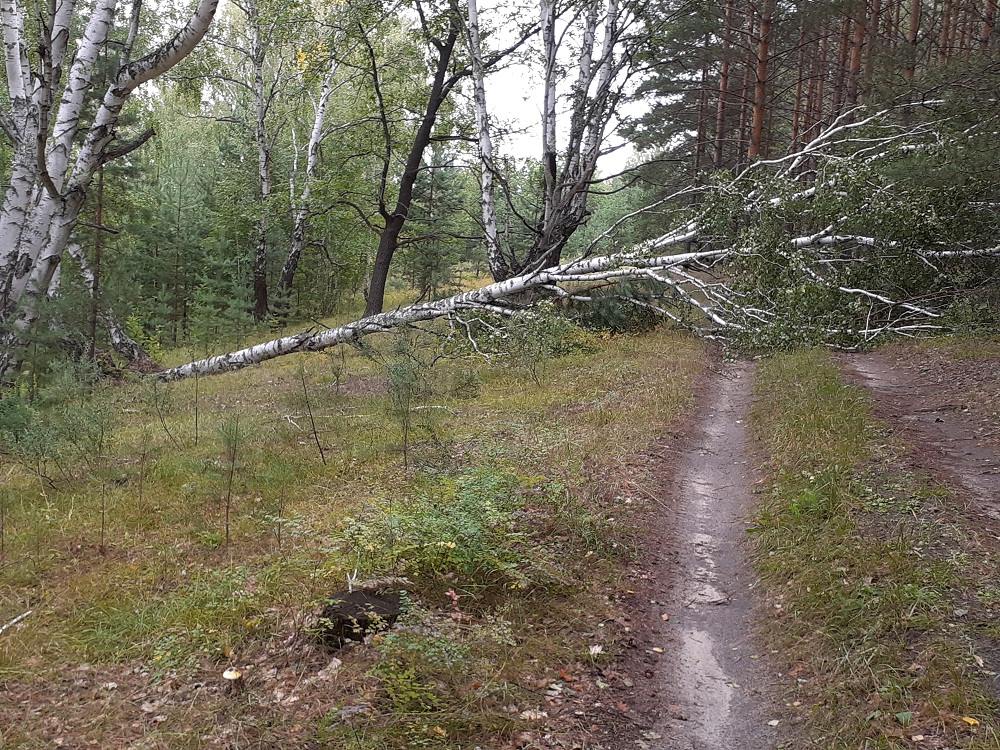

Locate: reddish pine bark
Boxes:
[714,0,735,168]
[748,0,774,159]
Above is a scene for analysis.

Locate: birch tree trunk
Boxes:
[251,4,273,322]
[278,57,339,318]
[502,0,627,278]
[464,0,504,281]
[0,0,220,377]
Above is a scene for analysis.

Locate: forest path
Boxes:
[843,352,1000,522]
[842,349,1000,704]
[615,362,779,750]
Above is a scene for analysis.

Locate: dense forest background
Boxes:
[1,0,998,377]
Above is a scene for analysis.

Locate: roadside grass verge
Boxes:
[750,349,999,749]
[0,320,704,748]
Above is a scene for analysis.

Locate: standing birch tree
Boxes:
[0,0,220,377]
[482,0,647,281]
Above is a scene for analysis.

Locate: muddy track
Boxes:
[844,354,1000,523]
[843,351,1000,705]
[614,362,779,750]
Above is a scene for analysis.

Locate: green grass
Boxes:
[751,348,1000,749]
[0,320,705,749]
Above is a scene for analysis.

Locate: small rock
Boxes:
[519,709,548,720]
[313,658,343,681]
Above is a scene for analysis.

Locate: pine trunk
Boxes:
[714,0,735,168]
[748,0,774,159]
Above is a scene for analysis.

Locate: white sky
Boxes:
[474,0,642,177]
[485,63,639,176]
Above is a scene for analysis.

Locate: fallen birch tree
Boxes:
[157,104,1000,381]
[156,243,724,380]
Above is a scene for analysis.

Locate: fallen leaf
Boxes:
[615,701,629,712]
[519,709,548,721]
[911,735,925,741]
[962,717,980,726]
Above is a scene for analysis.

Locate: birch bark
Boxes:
[278,57,339,315]
[0,0,220,377]
[464,0,503,281]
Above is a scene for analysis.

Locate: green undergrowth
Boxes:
[751,349,999,749]
[0,319,705,748]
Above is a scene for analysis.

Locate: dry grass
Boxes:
[750,348,1000,750]
[0,320,705,749]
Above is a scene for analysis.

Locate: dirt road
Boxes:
[614,363,779,750]
[845,352,1000,521]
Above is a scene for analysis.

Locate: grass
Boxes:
[0,314,705,749]
[750,348,1000,749]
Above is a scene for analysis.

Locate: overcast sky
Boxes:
[473,0,642,177]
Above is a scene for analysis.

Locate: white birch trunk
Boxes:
[0,0,220,376]
[581,0,620,171]
[65,243,149,361]
[539,0,558,240]
[565,0,599,181]
[251,15,272,321]
[279,54,340,308]
[157,243,723,381]
[464,0,503,280]
[47,0,119,191]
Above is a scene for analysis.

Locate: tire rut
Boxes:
[845,354,1000,521]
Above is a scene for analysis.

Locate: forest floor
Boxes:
[1,326,999,749]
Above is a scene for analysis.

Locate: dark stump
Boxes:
[315,589,401,648]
